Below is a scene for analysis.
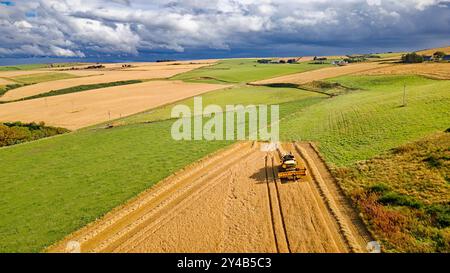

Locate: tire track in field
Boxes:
[264,155,280,253]
[47,142,256,252]
[96,145,259,252]
[114,142,264,252]
[48,141,370,253]
[269,156,292,253]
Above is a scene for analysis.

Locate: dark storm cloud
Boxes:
[0,0,448,58]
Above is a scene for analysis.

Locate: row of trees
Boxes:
[0,121,69,147]
[401,52,424,63]
[401,51,447,63]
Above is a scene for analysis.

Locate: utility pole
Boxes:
[402,83,407,107]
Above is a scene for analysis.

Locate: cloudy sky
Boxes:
[0,0,449,61]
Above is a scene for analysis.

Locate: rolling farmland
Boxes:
[0,52,449,253]
[0,80,228,130]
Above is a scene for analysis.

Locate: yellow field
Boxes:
[356,62,450,79]
[254,61,393,85]
[0,80,227,130]
[417,46,450,55]
[0,78,15,85]
[0,60,217,101]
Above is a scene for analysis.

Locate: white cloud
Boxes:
[50,46,85,57]
[0,0,447,58]
[14,20,33,29]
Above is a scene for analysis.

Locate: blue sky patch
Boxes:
[0,1,14,6]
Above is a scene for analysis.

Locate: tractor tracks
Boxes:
[48,141,371,253]
[48,141,258,253]
[264,154,292,253]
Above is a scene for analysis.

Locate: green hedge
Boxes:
[0,122,69,147]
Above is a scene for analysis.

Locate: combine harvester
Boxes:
[277,153,307,181]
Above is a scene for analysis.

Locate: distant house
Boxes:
[313,56,327,61]
[331,60,348,66]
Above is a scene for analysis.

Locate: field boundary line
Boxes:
[294,143,363,252]
[306,142,374,246]
[46,141,247,252]
[87,143,255,252]
[107,148,258,252]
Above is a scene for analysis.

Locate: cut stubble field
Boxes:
[355,62,450,80]
[0,60,217,101]
[254,61,395,85]
[0,80,229,130]
[48,142,371,253]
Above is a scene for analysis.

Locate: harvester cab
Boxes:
[278,152,307,181]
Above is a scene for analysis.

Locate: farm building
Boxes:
[331,60,348,66]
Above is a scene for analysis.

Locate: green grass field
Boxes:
[171,58,332,84]
[113,85,326,125]
[280,75,450,166]
[0,85,324,252]
[0,122,233,252]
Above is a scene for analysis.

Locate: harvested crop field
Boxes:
[48,142,371,253]
[0,61,217,101]
[253,62,393,85]
[355,63,450,80]
[0,80,227,130]
[0,78,14,85]
[417,46,450,55]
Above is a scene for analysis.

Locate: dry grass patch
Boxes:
[334,132,450,252]
[254,61,394,85]
[356,63,450,80]
[417,46,450,56]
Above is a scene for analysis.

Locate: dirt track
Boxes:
[48,142,371,253]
